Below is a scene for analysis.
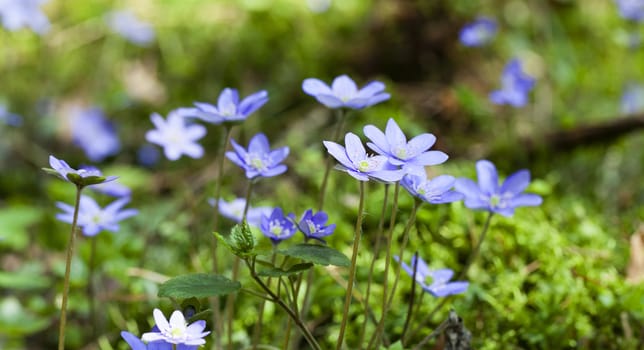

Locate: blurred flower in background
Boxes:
[137,143,161,167]
[615,0,644,22]
[296,209,336,242]
[306,0,332,13]
[401,173,464,204]
[0,103,22,126]
[89,177,132,198]
[489,58,535,107]
[208,197,273,227]
[620,83,644,114]
[394,255,469,297]
[56,195,138,236]
[260,207,297,245]
[179,88,268,125]
[70,108,121,162]
[106,10,155,46]
[302,75,390,109]
[226,133,289,179]
[459,17,497,47]
[145,110,206,161]
[0,0,50,34]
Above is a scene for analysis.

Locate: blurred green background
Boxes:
[0,0,643,349]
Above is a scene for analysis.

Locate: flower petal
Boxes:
[302,78,332,96]
[500,169,530,195]
[356,81,385,99]
[508,193,543,208]
[331,75,358,100]
[363,124,389,155]
[152,308,170,332]
[248,133,270,154]
[323,141,354,170]
[385,118,407,147]
[476,160,499,194]
[343,133,366,165]
[238,90,268,116]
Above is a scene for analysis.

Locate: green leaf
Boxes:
[257,262,313,277]
[278,244,350,267]
[158,273,241,299]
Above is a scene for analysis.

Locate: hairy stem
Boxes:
[336,181,366,350]
[400,251,420,346]
[58,186,83,350]
[457,212,494,280]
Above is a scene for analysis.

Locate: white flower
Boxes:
[141,309,210,346]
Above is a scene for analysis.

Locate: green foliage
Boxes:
[158,273,241,299]
[257,262,314,277]
[277,243,351,267]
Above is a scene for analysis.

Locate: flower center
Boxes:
[306,219,318,234]
[270,220,284,236]
[394,146,408,160]
[169,323,187,338]
[357,160,371,172]
[490,194,502,208]
[247,154,267,171]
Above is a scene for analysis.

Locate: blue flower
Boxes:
[137,143,161,167]
[489,59,535,107]
[615,0,644,21]
[106,10,155,46]
[226,133,289,179]
[179,88,268,125]
[363,118,448,176]
[141,309,209,347]
[454,160,543,217]
[621,83,644,114]
[401,173,464,204]
[323,132,405,182]
[121,331,197,350]
[71,108,121,162]
[260,207,297,245]
[47,155,117,186]
[459,17,497,47]
[90,178,132,198]
[395,255,469,297]
[56,195,138,236]
[302,75,390,109]
[297,209,336,242]
[0,0,50,34]
[145,110,206,161]
[207,197,273,227]
[0,103,22,126]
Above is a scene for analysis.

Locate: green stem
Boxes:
[252,251,276,349]
[400,251,419,346]
[211,126,233,350]
[369,198,421,349]
[457,212,494,280]
[336,181,366,350]
[317,108,346,211]
[245,257,322,350]
[358,183,390,346]
[88,236,97,340]
[58,186,83,350]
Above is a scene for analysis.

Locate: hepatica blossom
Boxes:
[121,330,197,350]
[401,173,464,204]
[454,160,543,217]
[56,195,138,236]
[459,17,497,47]
[364,118,448,176]
[106,10,155,46]
[323,132,405,182]
[207,197,272,227]
[302,74,390,109]
[0,103,22,126]
[297,209,336,242]
[226,133,289,179]
[179,88,268,125]
[395,255,469,297]
[615,0,644,21]
[47,155,117,187]
[0,0,50,34]
[260,207,297,245]
[145,110,206,161]
[141,309,209,346]
[71,108,120,162]
[489,59,535,107]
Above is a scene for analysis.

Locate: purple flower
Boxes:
[47,155,117,186]
[302,75,390,109]
[179,88,268,125]
[56,195,138,236]
[260,207,297,245]
[395,255,469,297]
[137,143,161,167]
[363,118,448,176]
[141,309,209,346]
[207,197,272,227]
[454,160,543,217]
[121,331,197,350]
[489,59,535,107]
[71,108,120,162]
[0,103,22,126]
[615,0,644,21]
[620,83,644,114]
[323,132,405,182]
[401,173,464,204]
[459,17,497,47]
[0,0,50,34]
[106,10,155,46]
[226,133,289,179]
[90,178,132,198]
[297,209,336,242]
[145,110,206,161]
